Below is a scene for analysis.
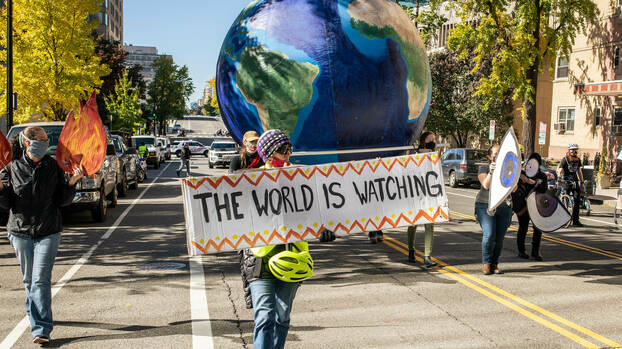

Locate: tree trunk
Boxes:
[522,66,539,156]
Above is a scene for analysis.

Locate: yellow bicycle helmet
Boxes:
[268,249,314,282]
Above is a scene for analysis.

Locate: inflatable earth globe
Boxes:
[216,0,431,164]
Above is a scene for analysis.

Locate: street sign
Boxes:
[538,122,546,145]
[489,120,495,140]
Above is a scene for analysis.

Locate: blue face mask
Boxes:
[20,133,49,159]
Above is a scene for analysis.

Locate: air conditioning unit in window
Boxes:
[553,122,566,133]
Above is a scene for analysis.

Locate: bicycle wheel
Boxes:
[561,195,573,228]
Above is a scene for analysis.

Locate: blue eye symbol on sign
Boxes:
[501,152,518,187]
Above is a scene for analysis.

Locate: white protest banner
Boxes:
[181,154,449,255]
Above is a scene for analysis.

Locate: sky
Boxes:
[123,0,252,105]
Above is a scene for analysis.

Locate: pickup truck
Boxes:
[7,122,120,222]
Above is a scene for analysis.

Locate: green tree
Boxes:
[400,0,447,47]
[104,70,141,132]
[425,49,513,147]
[147,56,194,134]
[0,0,110,122]
[94,37,146,124]
[447,0,599,155]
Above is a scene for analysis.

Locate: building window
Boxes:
[595,107,601,127]
[556,56,569,79]
[615,107,622,126]
[615,47,620,69]
[558,107,575,132]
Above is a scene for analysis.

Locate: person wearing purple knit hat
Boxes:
[257,129,293,169]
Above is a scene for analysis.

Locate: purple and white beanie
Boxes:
[257,129,291,161]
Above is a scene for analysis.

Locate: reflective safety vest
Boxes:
[138,145,147,157]
[250,241,309,257]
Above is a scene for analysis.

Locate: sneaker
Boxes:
[368,232,377,244]
[33,335,49,344]
[491,264,504,274]
[517,251,530,259]
[571,222,584,227]
[531,254,544,261]
[424,256,437,268]
[408,249,416,263]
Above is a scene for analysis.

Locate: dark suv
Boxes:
[441,148,488,187]
[7,122,120,222]
[111,135,139,196]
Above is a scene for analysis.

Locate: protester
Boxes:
[239,129,334,349]
[229,130,264,173]
[176,142,191,177]
[0,126,83,344]
[406,131,438,267]
[475,144,513,275]
[511,153,548,261]
[557,143,584,227]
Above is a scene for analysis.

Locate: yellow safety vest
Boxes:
[250,241,309,257]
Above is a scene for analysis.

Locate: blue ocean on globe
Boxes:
[216,0,431,164]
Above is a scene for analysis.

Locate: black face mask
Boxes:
[424,141,436,150]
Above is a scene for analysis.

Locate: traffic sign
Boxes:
[538,122,546,145]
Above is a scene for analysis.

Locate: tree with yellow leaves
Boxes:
[0,0,110,123]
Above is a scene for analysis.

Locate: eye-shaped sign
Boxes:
[525,157,539,178]
[488,127,521,215]
[526,191,571,232]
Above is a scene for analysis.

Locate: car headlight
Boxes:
[79,175,98,190]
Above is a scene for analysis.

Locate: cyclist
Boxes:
[557,143,584,227]
[138,142,147,159]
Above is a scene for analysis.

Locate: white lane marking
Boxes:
[0,162,172,349]
[446,189,618,226]
[189,256,214,349]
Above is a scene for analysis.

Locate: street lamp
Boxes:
[6,0,13,132]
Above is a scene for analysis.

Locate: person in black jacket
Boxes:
[511,152,548,261]
[0,126,82,344]
[229,130,264,173]
[176,142,191,177]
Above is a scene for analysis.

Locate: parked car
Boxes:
[111,135,139,195]
[131,135,162,168]
[441,148,488,188]
[7,122,120,222]
[172,140,210,158]
[208,140,239,168]
[172,124,182,133]
[157,136,172,160]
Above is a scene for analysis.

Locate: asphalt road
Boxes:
[1,149,622,348]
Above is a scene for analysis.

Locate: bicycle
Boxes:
[557,179,591,227]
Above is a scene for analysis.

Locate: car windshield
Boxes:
[7,125,64,156]
[466,150,488,161]
[134,137,155,146]
[211,143,236,150]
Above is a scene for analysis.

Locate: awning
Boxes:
[574,80,622,96]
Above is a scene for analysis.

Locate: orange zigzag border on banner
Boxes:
[190,207,449,254]
[183,154,440,190]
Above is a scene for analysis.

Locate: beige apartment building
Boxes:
[92,0,123,43]
[548,0,622,173]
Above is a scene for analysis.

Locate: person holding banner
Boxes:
[475,144,513,275]
[239,129,334,349]
[0,126,83,344]
[229,130,264,173]
[406,131,438,267]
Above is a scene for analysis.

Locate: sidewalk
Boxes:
[594,185,619,203]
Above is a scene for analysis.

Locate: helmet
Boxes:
[568,143,579,150]
[257,129,291,161]
[268,250,314,282]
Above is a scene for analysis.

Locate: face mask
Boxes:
[20,133,49,159]
[425,141,436,150]
[270,157,288,168]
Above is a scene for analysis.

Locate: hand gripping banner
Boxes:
[488,127,521,215]
[182,154,450,255]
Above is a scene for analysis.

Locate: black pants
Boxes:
[571,189,581,224]
[517,211,542,257]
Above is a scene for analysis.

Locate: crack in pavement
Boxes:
[220,270,248,349]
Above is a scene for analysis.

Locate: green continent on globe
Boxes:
[348,0,430,120]
[236,45,319,134]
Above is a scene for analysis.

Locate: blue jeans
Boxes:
[8,233,61,337]
[178,159,190,176]
[475,203,512,264]
[250,278,299,349]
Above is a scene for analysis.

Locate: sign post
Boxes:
[538,122,547,154]
[489,120,496,144]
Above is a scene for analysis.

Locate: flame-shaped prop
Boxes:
[0,131,12,171]
[56,91,107,176]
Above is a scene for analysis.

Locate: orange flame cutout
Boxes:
[0,131,12,171]
[56,91,107,176]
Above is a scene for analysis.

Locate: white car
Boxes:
[208,141,239,168]
[173,140,210,158]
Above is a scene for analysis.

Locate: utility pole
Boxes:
[6,0,13,132]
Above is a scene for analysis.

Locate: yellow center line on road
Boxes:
[449,210,622,262]
[381,235,621,348]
